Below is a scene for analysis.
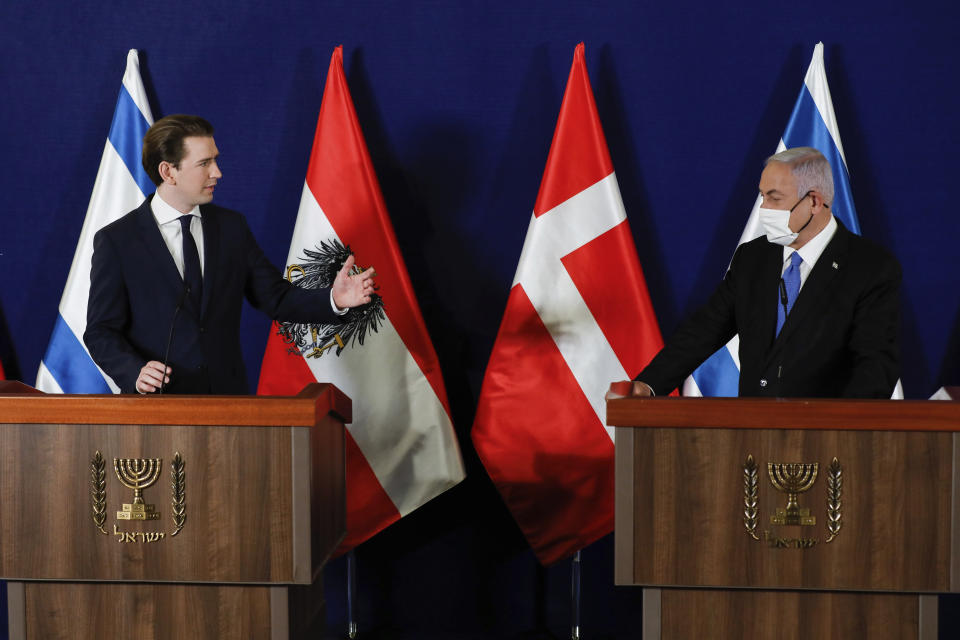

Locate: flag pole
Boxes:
[347,550,358,638]
[570,550,581,640]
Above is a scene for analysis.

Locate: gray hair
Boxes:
[765,147,835,206]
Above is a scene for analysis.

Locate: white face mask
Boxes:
[759,191,814,246]
[758,206,799,246]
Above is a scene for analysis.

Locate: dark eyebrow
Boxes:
[195,154,219,165]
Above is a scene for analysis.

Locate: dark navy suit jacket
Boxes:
[84,196,337,394]
[638,220,901,398]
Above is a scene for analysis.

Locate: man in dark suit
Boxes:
[84,114,375,394]
[628,147,900,398]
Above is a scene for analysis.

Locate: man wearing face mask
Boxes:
[627,147,900,398]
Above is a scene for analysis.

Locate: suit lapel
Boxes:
[768,222,850,360]
[134,197,188,295]
[755,242,784,350]
[199,205,219,320]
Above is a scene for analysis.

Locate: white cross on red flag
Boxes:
[472,43,665,565]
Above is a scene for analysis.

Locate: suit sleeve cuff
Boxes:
[330,290,349,316]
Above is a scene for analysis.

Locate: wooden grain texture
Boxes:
[954,433,960,592]
[659,590,926,640]
[6,582,24,640]
[289,412,346,583]
[291,426,312,584]
[919,595,938,639]
[0,382,351,426]
[21,582,277,639]
[641,588,660,640]
[0,381,42,395]
[0,386,347,585]
[0,423,296,583]
[1,385,343,639]
[620,427,952,591]
[607,396,960,431]
[311,413,346,576]
[614,428,635,586]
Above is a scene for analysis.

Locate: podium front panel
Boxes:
[0,421,328,584]
[615,426,954,592]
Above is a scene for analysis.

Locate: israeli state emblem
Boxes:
[89,451,186,541]
[278,239,385,358]
[742,454,843,548]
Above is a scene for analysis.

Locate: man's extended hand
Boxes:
[137,361,171,393]
[605,380,654,400]
[332,254,377,309]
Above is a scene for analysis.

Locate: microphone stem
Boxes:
[160,287,187,394]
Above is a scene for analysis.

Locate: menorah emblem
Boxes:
[114,458,162,521]
[767,462,818,526]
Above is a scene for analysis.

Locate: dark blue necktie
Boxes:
[179,215,202,312]
[776,251,803,336]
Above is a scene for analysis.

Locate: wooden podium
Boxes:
[608,390,960,640]
[0,382,347,639]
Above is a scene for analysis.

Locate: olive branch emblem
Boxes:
[90,451,107,535]
[170,452,186,536]
[743,454,760,540]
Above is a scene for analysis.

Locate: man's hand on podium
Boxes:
[137,360,171,394]
[605,380,654,400]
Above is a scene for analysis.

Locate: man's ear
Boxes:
[809,190,827,214]
[158,161,176,185]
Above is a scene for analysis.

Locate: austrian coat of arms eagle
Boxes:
[278,239,385,359]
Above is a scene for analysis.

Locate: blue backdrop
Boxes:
[2,1,959,637]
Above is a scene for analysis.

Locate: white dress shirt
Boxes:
[638,215,841,397]
[150,191,346,314]
[151,192,204,278]
[780,215,838,291]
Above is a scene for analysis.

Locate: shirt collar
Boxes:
[784,215,838,268]
[151,191,202,225]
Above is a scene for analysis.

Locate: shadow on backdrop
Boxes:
[594,43,675,346]
[828,44,927,397]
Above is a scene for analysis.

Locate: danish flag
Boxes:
[472,43,664,565]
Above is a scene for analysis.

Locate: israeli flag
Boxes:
[683,42,903,399]
[36,50,154,393]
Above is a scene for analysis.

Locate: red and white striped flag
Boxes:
[258,46,464,553]
[471,43,664,565]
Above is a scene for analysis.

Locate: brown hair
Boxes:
[141,114,215,186]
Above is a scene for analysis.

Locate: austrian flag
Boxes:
[472,43,665,565]
[258,46,464,553]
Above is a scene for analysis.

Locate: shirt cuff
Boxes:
[330,290,349,316]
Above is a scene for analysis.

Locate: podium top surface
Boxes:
[606,393,960,431]
[0,381,351,426]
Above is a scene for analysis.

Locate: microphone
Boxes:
[779,278,788,314]
[159,284,189,394]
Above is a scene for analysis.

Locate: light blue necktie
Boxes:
[776,252,803,336]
